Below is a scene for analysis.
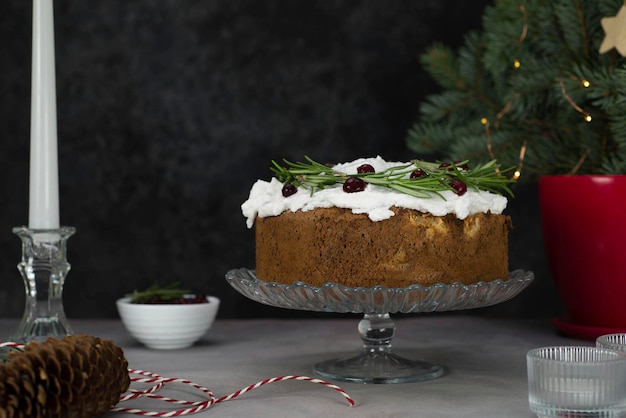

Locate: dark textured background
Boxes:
[0,0,562,320]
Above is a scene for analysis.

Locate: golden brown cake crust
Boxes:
[255,207,511,287]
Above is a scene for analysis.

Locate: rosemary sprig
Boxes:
[129,282,190,304]
[270,157,516,198]
[271,157,338,193]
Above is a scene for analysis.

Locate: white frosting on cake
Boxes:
[242,156,508,228]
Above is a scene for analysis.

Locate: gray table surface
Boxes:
[0,316,588,417]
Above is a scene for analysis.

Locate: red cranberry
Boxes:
[343,176,366,193]
[440,161,469,171]
[145,294,209,304]
[410,169,426,178]
[450,179,467,196]
[357,164,375,173]
[181,294,208,304]
[282,183,298,197]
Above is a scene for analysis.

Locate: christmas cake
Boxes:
[242,157,513,288]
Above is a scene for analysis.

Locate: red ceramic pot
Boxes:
[540,175,626,332]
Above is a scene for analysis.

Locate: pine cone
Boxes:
[0,334,130,418]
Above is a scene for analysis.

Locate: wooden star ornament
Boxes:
[599,4,626,56]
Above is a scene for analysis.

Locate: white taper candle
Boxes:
[29,0,60,229]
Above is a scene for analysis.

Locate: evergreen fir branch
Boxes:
[599,0,626,17]
[602,155,626,174]
[458,32,483,85]
[553,0,588,58]
[419,43,464,91]
[407,122,463,155]
[419,91,475,122]
[407,0,626,177]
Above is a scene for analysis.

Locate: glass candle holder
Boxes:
[597,334,626,354]
[12,226,75,342]
[527,346,626,418]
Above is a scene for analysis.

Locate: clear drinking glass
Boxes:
[597,334,626,354]
[527,346,626,418]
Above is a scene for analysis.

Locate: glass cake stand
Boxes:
[225,268,534,384]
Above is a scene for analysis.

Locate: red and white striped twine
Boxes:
[113,369,355,416]
[0,342,25,349]
[1,342,355,416]
[0,342,355,417]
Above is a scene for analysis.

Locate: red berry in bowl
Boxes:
[343,176,366,193]
[282,183,298,197]
[357,164,375,173]
[129,283,210,304]
[179,294,209,304]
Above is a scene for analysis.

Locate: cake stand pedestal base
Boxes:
[226,268,534,384]
[314,313,444,384]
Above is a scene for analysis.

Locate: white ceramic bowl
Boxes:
[116,295,220,349]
